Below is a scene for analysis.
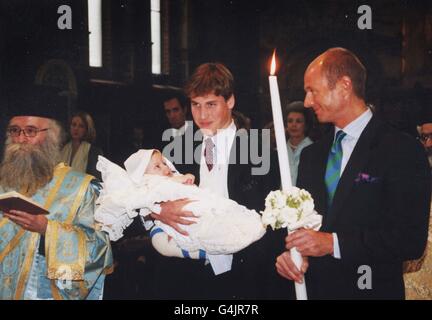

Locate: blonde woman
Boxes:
[61,111,103,179]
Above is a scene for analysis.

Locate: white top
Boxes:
[60,141,91,173]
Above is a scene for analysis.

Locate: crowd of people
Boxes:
[0,47,431,300]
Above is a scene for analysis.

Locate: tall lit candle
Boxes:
[269,50,307,300]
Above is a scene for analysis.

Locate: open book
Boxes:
[0,191,49,215]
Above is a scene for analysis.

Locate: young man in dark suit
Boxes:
[152,63,285,299]
[276,47,431,299]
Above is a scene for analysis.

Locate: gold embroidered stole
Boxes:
[0,164,71,299]
[47,174,94,300]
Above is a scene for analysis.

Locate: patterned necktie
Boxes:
[204,138,215,171]
[325,130,346,206]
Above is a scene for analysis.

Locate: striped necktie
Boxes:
[204,138,215,171]
[325,130,346,206]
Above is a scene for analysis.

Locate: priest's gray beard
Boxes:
[0,132,61,197]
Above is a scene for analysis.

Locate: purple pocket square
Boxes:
[355,173,380,184]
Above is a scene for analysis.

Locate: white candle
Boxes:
[269,74,292,189]
[269,50,307,300]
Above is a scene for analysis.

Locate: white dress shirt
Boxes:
[198,120,237,274]
[337,108,373,175]
[332,108,373,259]
[199,120,237,199]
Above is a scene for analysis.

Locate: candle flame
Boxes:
[270,49,277,75]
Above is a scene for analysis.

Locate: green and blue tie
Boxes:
[325,130,346,206]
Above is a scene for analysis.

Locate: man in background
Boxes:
[163,92,190,137]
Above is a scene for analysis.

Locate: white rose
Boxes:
[280,207,299,227]
[262,211,277,229]
[301,199,315,215]
[288,186,301,199]
[273,190,287,209]
[265,192,275,208]
[299,189,311,199]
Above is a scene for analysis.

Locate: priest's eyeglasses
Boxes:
[420,133,432,143]
[6,126,50,138]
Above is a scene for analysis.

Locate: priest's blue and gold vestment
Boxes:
[0,163,113,299]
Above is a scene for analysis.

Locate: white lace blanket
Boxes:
[95,156,266,255]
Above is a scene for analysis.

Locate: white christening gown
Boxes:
[94,156,266,260]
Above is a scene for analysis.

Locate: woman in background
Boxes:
[61,111,103,179]
[285,101,313,186]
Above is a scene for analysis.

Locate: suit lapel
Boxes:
[326,117,380,227]
[193,140,202,185]
[178,129,202,185]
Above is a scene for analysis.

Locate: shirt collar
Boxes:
[203,120,236,161]
[298,136,312,148]
[203,120,236,142]
[335,108,372,140]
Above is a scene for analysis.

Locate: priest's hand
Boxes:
[4,210,48,234]
[285,229,333,257]
[276,251,309,284]
[151,198,197,236]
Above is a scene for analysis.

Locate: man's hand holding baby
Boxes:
[152,198,197,235]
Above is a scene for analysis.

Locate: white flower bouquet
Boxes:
[261,187,322,232]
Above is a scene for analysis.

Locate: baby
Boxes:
[144,150,195,185]
[95,149,266,274]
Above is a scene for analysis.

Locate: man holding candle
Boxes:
[151,62,283,299]
[276,47,431,299]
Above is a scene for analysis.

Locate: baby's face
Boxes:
[145,152,173,177]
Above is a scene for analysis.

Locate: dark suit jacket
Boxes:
[297,116,431,299]
[152,126,286,299]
